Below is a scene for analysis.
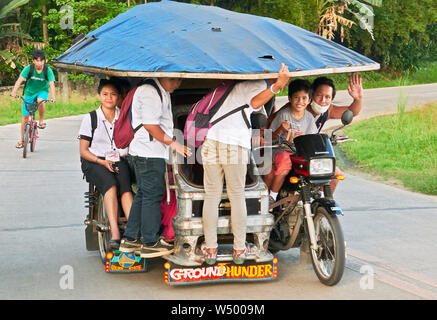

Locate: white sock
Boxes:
[270,191,278,200]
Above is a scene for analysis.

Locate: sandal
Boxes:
[233,245,249,265]
[201,244,218,265]
[37,123,47,129]
[15,141,23,149]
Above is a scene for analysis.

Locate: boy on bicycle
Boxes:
[10,49,56,148]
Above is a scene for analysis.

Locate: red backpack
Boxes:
[183,80,251,147]
[113,79,162,149]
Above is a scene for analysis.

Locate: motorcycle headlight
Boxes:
[309,158,334,176]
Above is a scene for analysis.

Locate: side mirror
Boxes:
[341,110,354,126]
[331,110,354,140]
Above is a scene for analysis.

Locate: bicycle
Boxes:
[15,95,51,159]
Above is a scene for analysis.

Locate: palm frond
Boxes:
[0,22,19,28]
[0,28,31,40]
[0,49,17,68]
[0,0,30,21]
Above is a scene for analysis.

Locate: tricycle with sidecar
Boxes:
[52,1,379,286]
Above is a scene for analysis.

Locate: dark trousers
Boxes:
[124,156,166,244]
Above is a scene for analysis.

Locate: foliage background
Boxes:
[1,0,437,85]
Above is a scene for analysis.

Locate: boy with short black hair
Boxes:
[10,49,56,148]
[119,78,191,258]
[264,79,317,203]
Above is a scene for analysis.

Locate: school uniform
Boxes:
[123,79,172,245]
[202,80,267,251]
[78,106,132,196]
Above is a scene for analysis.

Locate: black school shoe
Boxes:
[108,239,121,250]
[140,238,174,258]
[119,238,142,252]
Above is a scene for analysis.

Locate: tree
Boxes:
[317,0,382,41]
[0,0,31,69]
[347,0,437,71]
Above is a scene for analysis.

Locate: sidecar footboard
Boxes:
[169,152,274,267]
[164,256,278,285]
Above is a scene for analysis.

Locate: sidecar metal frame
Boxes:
[165,149,275,267]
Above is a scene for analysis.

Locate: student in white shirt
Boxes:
[79,79,134,248]
[119,78,191,258]
[201,64,291,265]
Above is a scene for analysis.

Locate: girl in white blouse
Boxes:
[79,79,133,248]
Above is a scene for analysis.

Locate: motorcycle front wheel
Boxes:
[309,206,345,286]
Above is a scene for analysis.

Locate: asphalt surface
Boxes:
[0,83,436,301]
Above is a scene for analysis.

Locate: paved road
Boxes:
[0,83,436,301]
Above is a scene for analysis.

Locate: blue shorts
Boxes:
[22,91,48,116]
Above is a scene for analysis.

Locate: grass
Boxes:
[0,90,99,126]
[340,102,437,195]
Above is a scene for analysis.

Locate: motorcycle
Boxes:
[262,110,355,286]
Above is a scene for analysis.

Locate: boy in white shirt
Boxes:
[119,78,191,257]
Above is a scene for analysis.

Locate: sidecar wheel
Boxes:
[309,206,345,286]
[96,194,110,265]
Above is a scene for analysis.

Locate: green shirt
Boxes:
[20,64,56,96]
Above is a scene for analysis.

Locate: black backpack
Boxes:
[23,63,49,94]
[89,110,98,148]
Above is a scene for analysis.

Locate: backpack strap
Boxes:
[208,81,252,129]
[23,63,35,95]
[135,78,164,142]
[43,64,48,81]
[89,110,97,148]
[210,104,251,129]
[27,63,35,81]
[207,81,238,121]
[140,78,163,102]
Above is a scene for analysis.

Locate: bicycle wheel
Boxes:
[22,123,30,158]
[30,124,37,152]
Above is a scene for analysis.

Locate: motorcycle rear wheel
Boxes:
[309,206,345,286]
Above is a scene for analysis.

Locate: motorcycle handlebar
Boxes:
[252,133,356,152]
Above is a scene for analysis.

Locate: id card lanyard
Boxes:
[102,119,116,151]
[102,120,121,162]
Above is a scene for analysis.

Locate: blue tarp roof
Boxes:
[53,0,379,79]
